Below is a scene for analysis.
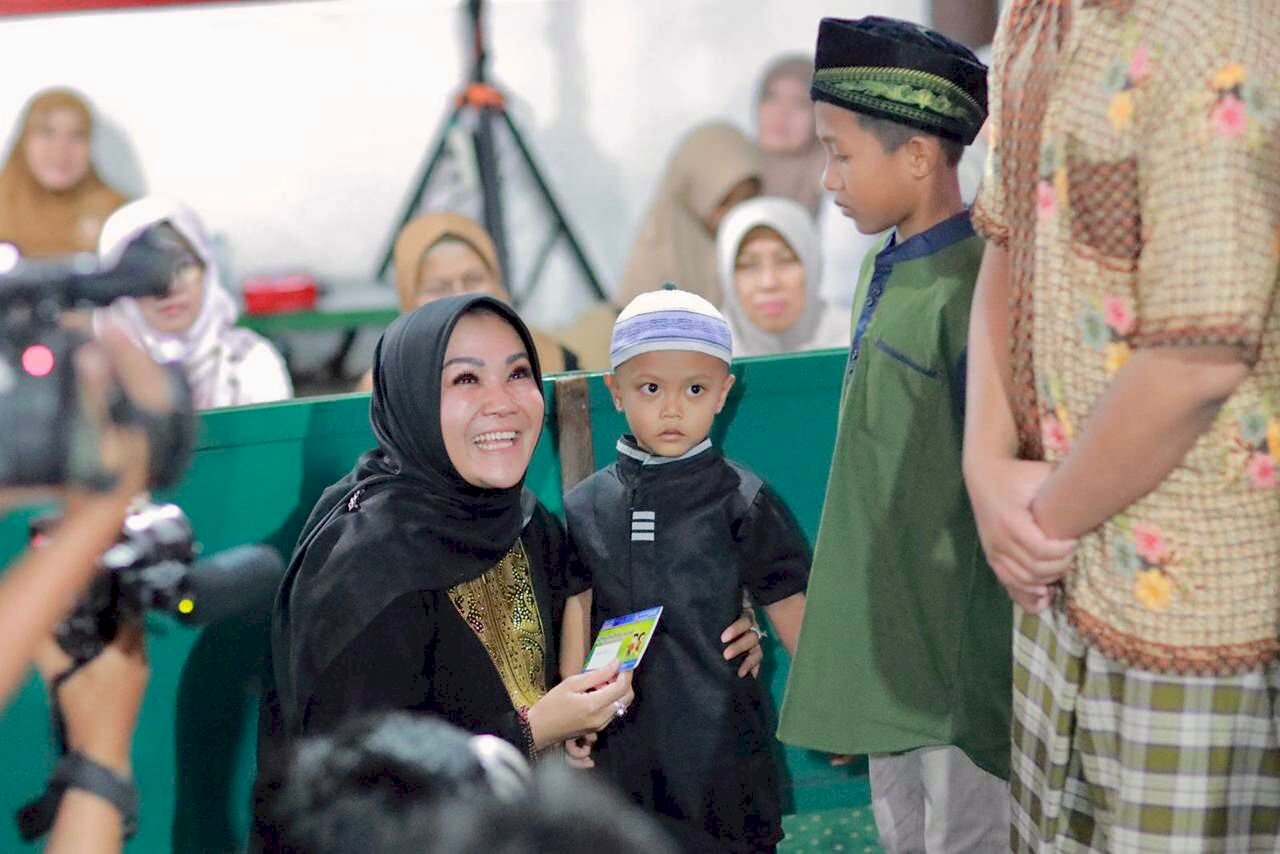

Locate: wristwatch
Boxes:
[16,750,138,841]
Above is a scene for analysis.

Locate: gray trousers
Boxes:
[869,745,1010,853]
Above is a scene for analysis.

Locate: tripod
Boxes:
[375,0,606,305]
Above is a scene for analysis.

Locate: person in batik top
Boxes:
[964,1,1280,850]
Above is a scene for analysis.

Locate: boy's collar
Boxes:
[877,208,974,267]
[616,435,714,466]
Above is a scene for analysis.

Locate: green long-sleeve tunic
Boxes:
[777,211,1011,779]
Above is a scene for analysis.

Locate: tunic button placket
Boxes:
[849,275,887,372]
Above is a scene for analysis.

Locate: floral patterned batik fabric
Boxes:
[975,0,1280,674]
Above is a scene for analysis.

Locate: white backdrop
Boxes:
[0,0,924,324]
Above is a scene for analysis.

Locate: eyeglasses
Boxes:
[174,253,202,275]
[168,253,204,286]
[734,255,802,280]
[417,271,495,300]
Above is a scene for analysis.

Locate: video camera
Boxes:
[31,502,286,667]
[0,230,195,489]
[17,503,285,843]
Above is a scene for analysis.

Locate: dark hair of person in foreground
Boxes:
[253,711,671,854]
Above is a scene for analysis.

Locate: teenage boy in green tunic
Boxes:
[777,17,1010,853]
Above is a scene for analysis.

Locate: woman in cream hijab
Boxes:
[94,196,292,409]
[615,122,761,307]
[717,197,850,358]
[0,88,127,258]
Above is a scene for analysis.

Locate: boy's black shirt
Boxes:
[564,436,809,852]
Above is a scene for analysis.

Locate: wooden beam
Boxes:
[554,375,595,493]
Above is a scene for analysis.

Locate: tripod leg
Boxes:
[474,104,511,285]
[498,110,608,302]
[375,102,466,281]
[520,231,560,304]
[326,328,359,381]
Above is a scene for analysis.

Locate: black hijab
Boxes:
[272,294,544,731]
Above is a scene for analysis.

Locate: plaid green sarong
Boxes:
[1011,607,1280,852]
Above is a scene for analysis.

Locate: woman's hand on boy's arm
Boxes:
[720,614,763,678]
[762,593,805,658]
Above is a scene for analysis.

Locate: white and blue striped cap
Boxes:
[610,283,733,370]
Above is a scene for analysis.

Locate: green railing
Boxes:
[0,348,869,852]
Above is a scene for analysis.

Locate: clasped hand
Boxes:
[967,458,1076,613]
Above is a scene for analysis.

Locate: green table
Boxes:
[237,306,398,336]
[236,286,400,381]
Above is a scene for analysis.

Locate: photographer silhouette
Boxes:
[0,326,182,854]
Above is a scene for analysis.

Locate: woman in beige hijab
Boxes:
[751,54,885,309]
[615,122,761,306]
[0,88,127,258]
[755,56,827,216]
[357,212,577,390]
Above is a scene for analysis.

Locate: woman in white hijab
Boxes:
[717,196,850,358]
[94,196,291,409]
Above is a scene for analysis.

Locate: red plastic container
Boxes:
[241,274,319,315]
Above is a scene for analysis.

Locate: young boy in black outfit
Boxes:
[560,286,809,854]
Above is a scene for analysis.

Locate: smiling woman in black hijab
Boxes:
[269,295,633,760]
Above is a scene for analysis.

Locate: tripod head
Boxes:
[459,0,505,112]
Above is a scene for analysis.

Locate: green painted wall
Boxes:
[0,348,869,852]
